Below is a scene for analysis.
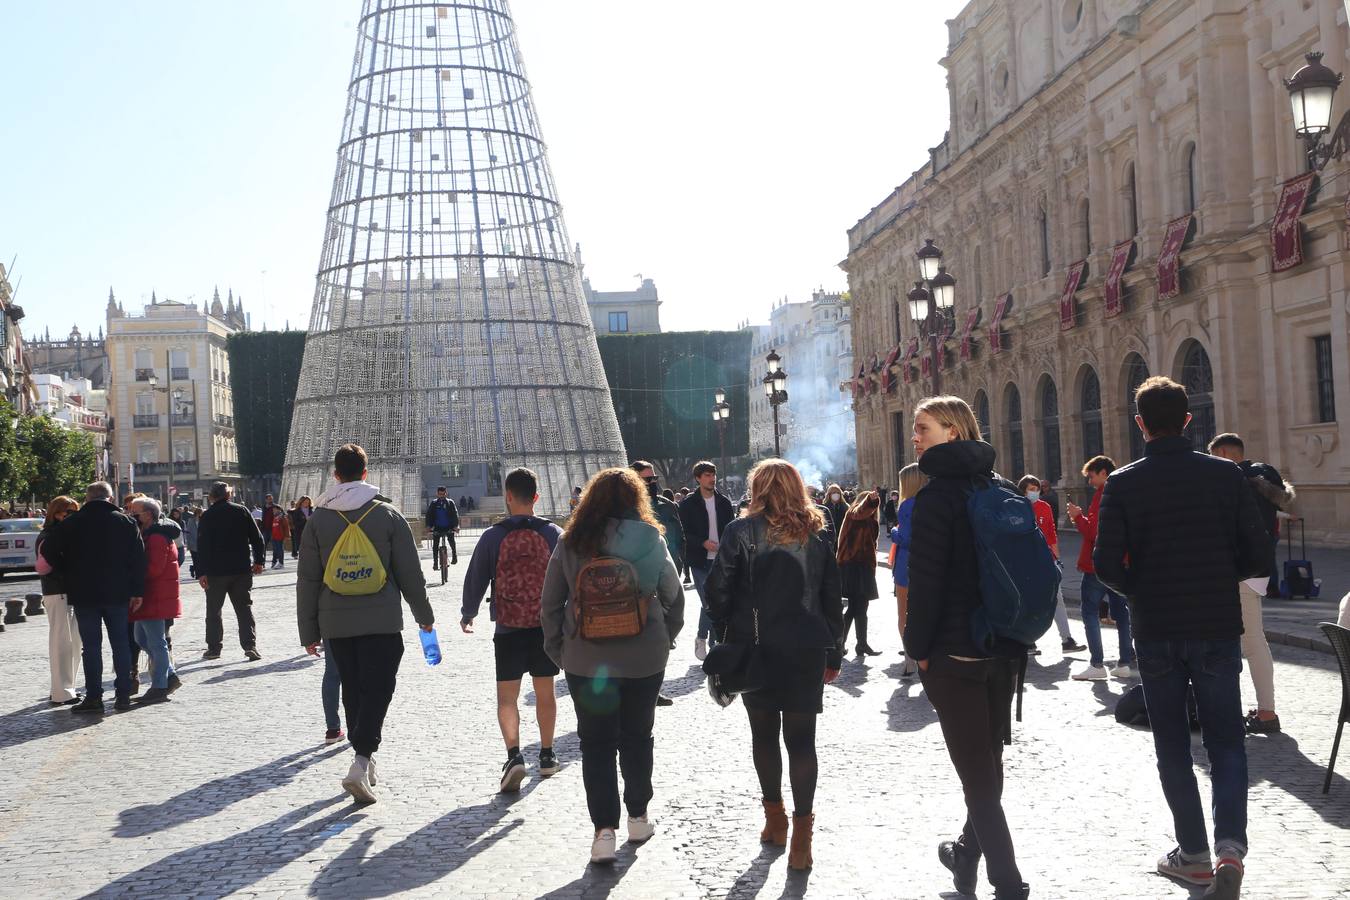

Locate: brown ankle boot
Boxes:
[760,800,788,846]
[788,814,814,870]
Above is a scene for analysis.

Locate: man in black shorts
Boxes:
[460,467,563,792]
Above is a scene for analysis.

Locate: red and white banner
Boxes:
[1059,260,1087,330]
[1157,213,1193,301]
[959,306,982,361]
[851,364,865,400]
[988,293,1011,353]
[867,353,880,394]
[920,351,931,381]
[901,336,919,384]
[1103,240,1134,318]
[1271,172,1318,273]
[880,343,900,393]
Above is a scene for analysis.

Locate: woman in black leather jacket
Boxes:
[705,459,843,872]
[904,396,1029,900]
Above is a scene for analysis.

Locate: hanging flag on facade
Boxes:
[1059,260,1087,330]
[1271,172,1318,273]
[880,343,901,393]
[959,306,982,361]
[1104,240,1135,318]
[988,293,1012,353]
[1157,213,1194,300]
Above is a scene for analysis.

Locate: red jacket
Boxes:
[132,531,182,621]
[1072,490,1102,574]
[1032,499,1058,551]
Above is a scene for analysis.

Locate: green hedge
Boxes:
[227,331,306,477]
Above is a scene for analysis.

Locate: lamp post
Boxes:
[763,349,788,458]
[908,239,957,395]
[147,359,197,506]
[712,388,730,493]
[1285,52,1347,171]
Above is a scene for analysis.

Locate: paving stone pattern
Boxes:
[1,536,1347,899]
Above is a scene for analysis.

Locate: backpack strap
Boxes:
[334,502,381,528]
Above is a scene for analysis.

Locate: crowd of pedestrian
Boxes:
[27,368,1331,900]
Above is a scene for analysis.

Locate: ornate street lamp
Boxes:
[1285,51,1347,170]
[909,241,958,394]
[763,354,788,457]
[711,393,730,491]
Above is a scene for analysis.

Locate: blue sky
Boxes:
[3,1,966,339]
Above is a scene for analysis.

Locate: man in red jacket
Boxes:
[1067,455,1135,681]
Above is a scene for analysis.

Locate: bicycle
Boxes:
[440,543,449,584]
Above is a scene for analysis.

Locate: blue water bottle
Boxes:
[419,628,442,666]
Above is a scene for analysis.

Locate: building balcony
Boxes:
[174,460,198,474]
[170,413,195,427]
[214,414,234,428]
[170,367,190,380]
[133,414,161,428]
[219,461,239,474]
[134,368,155,382]
[134,461,168,475]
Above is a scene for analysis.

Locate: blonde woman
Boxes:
[905,396,1029,900]
[704,459,843,871]
[37,496,82,704]
[889,463,925,677]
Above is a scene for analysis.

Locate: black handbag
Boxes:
[703,523,765,705]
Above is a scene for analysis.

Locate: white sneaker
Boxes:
[1111,663,1135,679]
[627,814,656,844]
[341,755,377,804]
[1071,665,1109,681]
[591,828,618,864]
[694,638,708,661]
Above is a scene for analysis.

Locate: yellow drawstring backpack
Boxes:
[322,504,388,595]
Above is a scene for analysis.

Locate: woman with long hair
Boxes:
[891,463,925,677]
[906,396,1029,900]
[37,496,82,705]
[290,495,313,559]
[823,482,848,535]
[705,459,843,871]
[540,467,684,864]
[837,490,881,656]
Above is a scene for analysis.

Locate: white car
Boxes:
[0,518,45,578]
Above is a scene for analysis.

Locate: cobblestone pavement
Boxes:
[1,537,1347,900]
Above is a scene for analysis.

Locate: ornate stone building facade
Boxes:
[844,0,1350,542]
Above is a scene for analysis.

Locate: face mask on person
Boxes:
[829,492,840,502]
[1026,489,1040,502]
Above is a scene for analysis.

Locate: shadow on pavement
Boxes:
[308,779,543,898]
[724,844,782,899]
[195,653,316,685]
[1248,733,1350,826]
[885,676,938,733]
[660,663,708,702]
[535,854,637,900]
[85,796,358,899]
[0,700,106,753]
[115,745,346,838]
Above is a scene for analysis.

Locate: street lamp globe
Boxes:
[763,373,775,397]
[1285,52,1342,136]
[917,239,944,282]
[714,387,726,406]
[147,374,158,389]
[931,267,957,310]
[719,403,730,420]
[766,349,781,375]
[907,282,931,322]
[711,408,720,422]
[771,369,788,395]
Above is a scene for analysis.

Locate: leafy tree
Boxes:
[0,403,95,504]
[227,331,307,477]
[596,331,751,483]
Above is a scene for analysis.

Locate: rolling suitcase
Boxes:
[1280,519,1320,599]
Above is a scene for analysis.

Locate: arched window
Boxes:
[1081,367,1104,460]
[1005,385,1025,477]
[1039,376,1062,483]
[1124,162,1139,237]
[1179,340,1216,451]
[974,389,990,441]
[1183,143,1198,214]
[1038,204,1052,276]
[1124,353,1150,461]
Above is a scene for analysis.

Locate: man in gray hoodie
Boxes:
[297,443,434,804]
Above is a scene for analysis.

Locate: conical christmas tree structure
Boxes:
[284,0,625,516]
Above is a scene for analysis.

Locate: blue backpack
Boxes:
[966,478,1061,652]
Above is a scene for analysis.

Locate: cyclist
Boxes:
[425,486,460,569]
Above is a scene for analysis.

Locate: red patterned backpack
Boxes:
[493,520,554,628]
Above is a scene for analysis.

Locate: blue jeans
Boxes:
[74,604,133,700]
[322,638,341,731]
[691,563,715,642]
[1135,638,1248,856]
[1080,572,1133,667]
[134,619,174,690]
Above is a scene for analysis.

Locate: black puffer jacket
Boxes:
[1093,436,1270,641]
[38,499,146,607]
[704,514,844,669]
[903,440,997,661]
[196,499,266,576]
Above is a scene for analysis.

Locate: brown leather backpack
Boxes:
[574,555,650,640]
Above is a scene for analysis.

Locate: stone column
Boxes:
[1245,11,1276,220]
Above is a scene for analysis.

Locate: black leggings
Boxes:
[842,596,871,649]
[746,706,818,817]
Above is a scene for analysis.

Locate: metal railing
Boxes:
[133,414,160,428]
[214,414,234,428]
[170,413,194,427]
[173,460,197,474]
[170,367,190,380]
[134,368,155,382]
